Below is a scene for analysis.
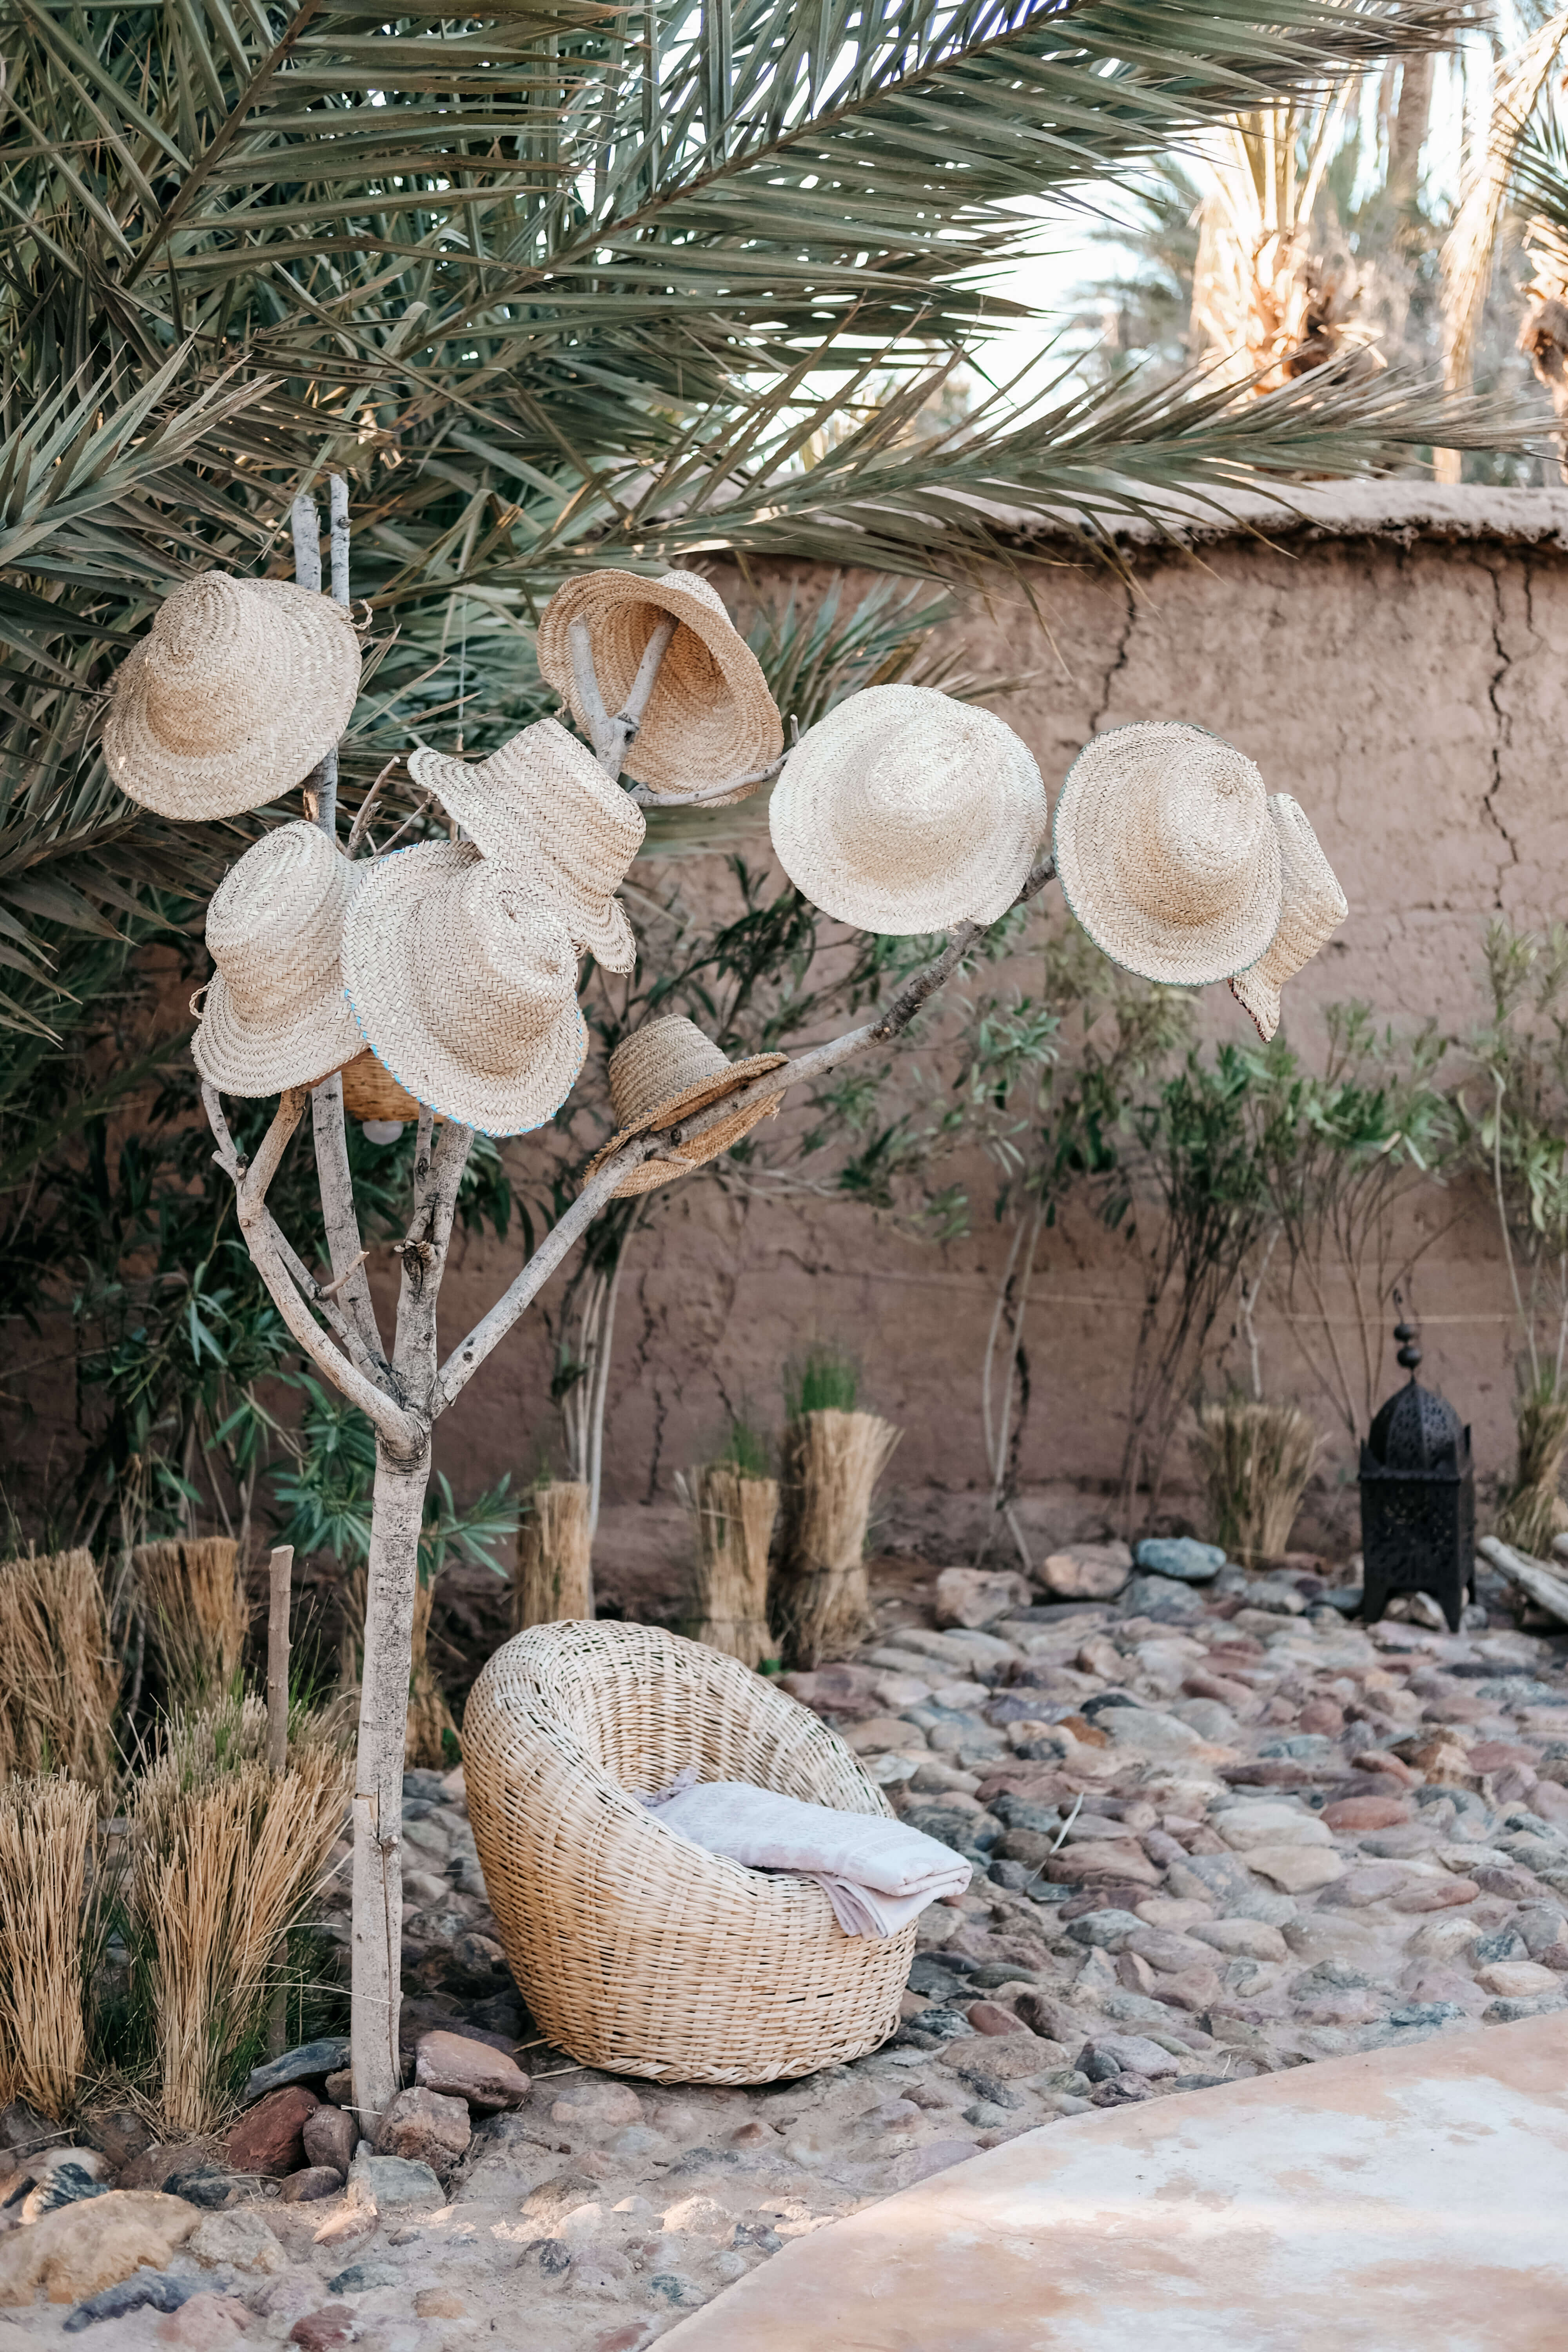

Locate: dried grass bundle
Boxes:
[406,1579,457,1768]
[1191,1396,1319,1563]
[132,1729,352,2135]
[0,1547,118,1787]
[675,1465,779,1666]
[0,1777,96,2117]
[513,1480,592,1630]
[134,1538,249,1709]
[1497,1379,1568,1561]
[339,1573,454,1768]
[773,1409,900,1666]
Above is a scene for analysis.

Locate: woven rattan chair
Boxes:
[461,1620,916,2083]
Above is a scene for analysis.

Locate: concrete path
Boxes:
[659,2013,1568,2350]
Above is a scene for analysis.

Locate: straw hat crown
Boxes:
[407,719,644,973]
[105,571,361,821]
[584,1015,788,1196]
[342,840,586,1137]
[192,820,364,1097]
[537,569,782,797]
[769,684,1047,937]
[1230,796,1348,1041]
[1052,721,1283,987]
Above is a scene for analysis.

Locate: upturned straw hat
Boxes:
[1052,721,1283,986]
[341,841,586,1137]
[407,719,644,973]
[192,821,364,1096]
[536,570,782,797]
[584,1016,787,1197]
[105,571,361,820]
[1230,796,1348,1041]
[768,684,1048,936]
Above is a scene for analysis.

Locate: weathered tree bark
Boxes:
[349,1439,429,2125]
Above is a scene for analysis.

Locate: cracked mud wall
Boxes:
[424,517,1567,1551]
[7,506,1565,1559]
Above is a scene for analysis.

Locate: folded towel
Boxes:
[637,1773,971,1937]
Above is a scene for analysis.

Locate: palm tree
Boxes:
[0,0,1535,1041]
[1439,8,1568,479]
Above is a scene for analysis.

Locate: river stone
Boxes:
[242,2037,350,2108]
[346,2148,445,2214]
[373,2085,471,2170]
[227,2084,319,2176]
[416,2030,530,2113]
[185,2210,287,2276]
[1040,1546,1132,1602]
[1101,1709,1208,1759]
[1135,1539,1226,1584]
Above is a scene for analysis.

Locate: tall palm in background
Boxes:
[1440,4,1568,477]
[0,0,1535,1057]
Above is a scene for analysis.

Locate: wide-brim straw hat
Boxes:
[1230,796,1348,1041]
[584,1016,787,1197]
[341,840,586,1137]
[407,719,643,973]
[536,570,782,797]
[105,571,361,821]
[769,684,1048,937]
[1052,721,1283,987]
[192,821,365,1097]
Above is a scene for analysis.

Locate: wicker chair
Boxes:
[461,1620,916,2083]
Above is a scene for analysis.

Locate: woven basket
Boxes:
[341,1050,422,1124]
[462,1621,915,2083]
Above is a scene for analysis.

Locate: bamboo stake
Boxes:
[266,1545,293,1775]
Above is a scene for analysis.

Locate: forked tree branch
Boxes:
[203,1083,418,1446]
[435,856,1058,1411]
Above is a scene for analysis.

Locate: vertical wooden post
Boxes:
[267,1544,293,1775]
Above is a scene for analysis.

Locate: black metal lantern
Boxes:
[1359,1312,1475,1633]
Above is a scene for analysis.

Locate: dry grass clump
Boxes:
[0,1777,96,2117]
[773,1410,901,1666]
[132,1706,352,2136]
[0,1547,119,1786]
[134,1537,249,1708]
[676,1464,779,1667]
[1191,1396,1319,1563]
[1496,1378,1568,1561]
[513,1479,593,1630]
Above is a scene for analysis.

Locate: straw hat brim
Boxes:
[1227,797,1348,1041]
[341,843,588,1138]
[104,581,361,821]
[598,1095,783,1196]
[537,573,781,793]
[1052,730,1282,987]
[769,695,1045,936]
[1229,968,1284,1041]
[406,744,639,976]
[192,967,363,1098]
[584,1052,788,1192]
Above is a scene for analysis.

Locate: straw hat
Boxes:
[584,1016,788,1196]
[407,719,643,973]
[1229,797,1348,1041]
[1052,722,1283,987]
[768,684,1047,936]
[104,571,361,821]
[341,840,586,1137]
[536,570,782,797]
[192,821,364,1097]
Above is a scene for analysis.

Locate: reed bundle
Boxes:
[675,1464,779,1667]
[0,1547,119,1787]
[513,1479,593,1630]
[1497,1378,1568,1561]
[133,1537,249,1708]
[132,1719,351,2135]
[0,1777,96,2117]
[1191,1396,1319,1563]
[773,1409,900,1666]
